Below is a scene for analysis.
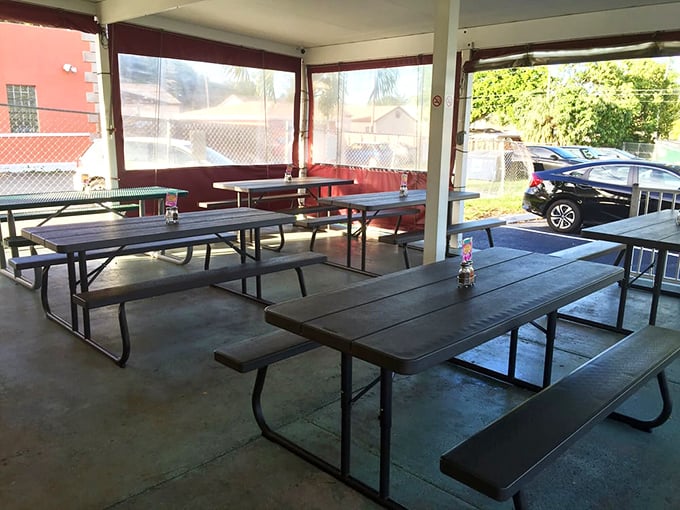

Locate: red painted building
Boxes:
[0,22,98,168]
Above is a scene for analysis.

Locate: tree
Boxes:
[471,67,548,126]
[471,59,680,146]
[368,68,400,132]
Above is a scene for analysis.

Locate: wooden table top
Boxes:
[22,208,293,253]
[317,189,480,211]
[265,247,624,375]
[212,177,355,194]
[582,209,680,252]
[0,186,188,210]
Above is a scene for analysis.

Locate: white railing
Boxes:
[629,183,680,291]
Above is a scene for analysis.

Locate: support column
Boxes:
[423,0,460,264]
[94,27,119,188]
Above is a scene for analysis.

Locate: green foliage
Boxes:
[472,59,680,146]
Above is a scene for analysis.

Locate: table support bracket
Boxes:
[249,362,408,510]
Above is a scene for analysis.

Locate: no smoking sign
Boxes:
[432,95,442,107]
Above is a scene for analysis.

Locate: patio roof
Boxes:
[11,1,680,63]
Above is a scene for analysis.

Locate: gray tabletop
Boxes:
[0,186,188,210]
[582,209,680,326]
[23,208,294,253]
[318,189,480,211]
[265,247,624,374]
[582,209,680,251]
[213,177,355,194]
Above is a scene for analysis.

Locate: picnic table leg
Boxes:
[616,246,633,330]
[345,208,352,268]
[360,210,368,272]
[239,229,247,294]
[254,228,262,299]
[649,248,668,326]
[78,251,92,338]
[543,311,557,388]
[379,368,393,498]
[67,253,80,332]
[340,353,352,475]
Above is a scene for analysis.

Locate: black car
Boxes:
[526,145,587,171]
[522,160,680,233]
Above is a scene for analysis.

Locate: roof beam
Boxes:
[97,0,205,25]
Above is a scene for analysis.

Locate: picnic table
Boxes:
[211,176,355,209]
[582,208,680,327]
[0,186,188,286]
[22,208,296,364]
[317,189,480,272]
[263,247,624,507]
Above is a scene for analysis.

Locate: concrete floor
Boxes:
[1,224,679,510]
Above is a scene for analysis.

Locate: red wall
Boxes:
[0,23,95,154]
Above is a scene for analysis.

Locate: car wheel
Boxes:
[546,199,581,233]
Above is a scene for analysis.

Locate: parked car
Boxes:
[76,137,234,189]
[593,147,644,160]
[525,145,587,171]
[561,145,601,160]
[522,160,680,233]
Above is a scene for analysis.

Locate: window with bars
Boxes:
[6,84,38,133]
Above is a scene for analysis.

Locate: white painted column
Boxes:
[94,30,119,187]
[450,51,472,228]
[423,0,460,264]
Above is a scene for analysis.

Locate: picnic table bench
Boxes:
[378,217,506,268]
[294,208,420,250]
[0,186,188,287]
[73,251,327,367]
[440,324,680,509]
[8,232,237,290]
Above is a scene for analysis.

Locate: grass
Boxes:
[464,179,529,220]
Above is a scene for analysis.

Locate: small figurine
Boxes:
[165,191,179,224]
[284,165,293,182]
[458,237,475,287]
[399,172,408,197]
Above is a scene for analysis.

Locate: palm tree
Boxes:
[368,68,399,132]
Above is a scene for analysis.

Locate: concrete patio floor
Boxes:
[1,223,679,510]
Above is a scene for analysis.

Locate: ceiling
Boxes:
[16,0,680,61]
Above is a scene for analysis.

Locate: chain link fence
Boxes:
[0,104,98,194]
[622,142,655,160]
[466,136,533,196]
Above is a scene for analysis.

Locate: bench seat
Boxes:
[7,233,238,290]
[71,251,327,367]
[440,325,680,509]
[197,199,238,209]
[379,217,506,268]
[294,208,420,250]
[550,240,625,263]
[214,329,318,373]
[0,202,139,223]
[279,204,340,216]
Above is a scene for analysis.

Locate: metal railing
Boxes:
[629,183,680,292]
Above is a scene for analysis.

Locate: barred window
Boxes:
[6,84,38,133]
